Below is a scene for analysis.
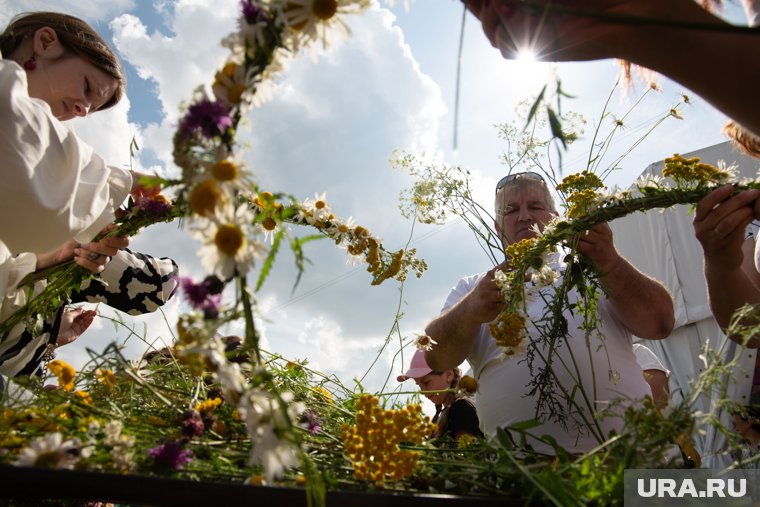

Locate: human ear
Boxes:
[33,27,65,59]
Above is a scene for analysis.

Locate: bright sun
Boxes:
[515,48,537,63]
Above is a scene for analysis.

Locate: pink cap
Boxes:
[397,350,433,382]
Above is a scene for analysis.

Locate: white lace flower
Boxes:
[103,420,123,447]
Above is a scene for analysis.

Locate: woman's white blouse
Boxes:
[0,56,131,326]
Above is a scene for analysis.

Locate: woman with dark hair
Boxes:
[0,11,156,279]
[0,12,159,381]
[398,349,484,441]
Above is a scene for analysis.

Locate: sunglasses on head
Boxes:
[495,171,545,193]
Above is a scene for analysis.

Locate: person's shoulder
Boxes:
[450,397,477,412]
[456,272,487,287]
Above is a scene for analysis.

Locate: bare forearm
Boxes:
[424,302,480,371]
[34,250,63,271]
[619,0,760,135]
[705,261,760,346]
[600,258,675,340]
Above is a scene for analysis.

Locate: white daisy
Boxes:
[212,60,259,109]
[715,160,739,182]
[241,389,304,482]
[636,173,665,189]
[414,333,437,352]
[14,433,90,469]
[324,215,356,244]
[194,204,266,279]
[279,0,370,53]
[301,192,332,225]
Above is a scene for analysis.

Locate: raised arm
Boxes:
[694,186,760,347]
[577,223,675,340]
[425,267,505,371]
[464,0,760,137]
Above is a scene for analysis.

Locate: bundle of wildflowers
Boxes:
[341,394,435,484]
[0,325,750,506]
[1,3,428,487]
[0,193,182,340]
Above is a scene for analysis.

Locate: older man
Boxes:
[424,172,674,453]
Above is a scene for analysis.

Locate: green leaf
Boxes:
[509,418,542,431]
[547,107,567,149]
[255,229,283,292]
[289,234,324,293]
[494,427,515,450]
[524,84,547,131]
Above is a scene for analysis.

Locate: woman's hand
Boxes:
[36,224,130,274]
[56,307,97,347]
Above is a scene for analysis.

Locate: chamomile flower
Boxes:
[241,389,304,482]
[14,433,91,469]
[324,215,356,244]
[414,333,437,352]
[636,173,664,190]
[301,192,332,225]
[212,60,258,109]
[281,0,370,52]
[195,204,265,279]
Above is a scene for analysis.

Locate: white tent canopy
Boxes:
[609,141,760,469]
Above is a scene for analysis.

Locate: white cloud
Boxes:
[2,1,136,25]
[61,3,447,395]
[5,1,734,400]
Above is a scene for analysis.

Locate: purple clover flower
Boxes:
[180,277,224,319]
[136,196,172,219]
[179,99,233,140]
[241,0,271,24]
[180,409,205,438]
[148,441,194,470]
[302,409,321,435]
[180,277,210,308]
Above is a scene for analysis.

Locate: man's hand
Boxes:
[56,308,97,347]
[462,263,508,324]
[576,222,621,276]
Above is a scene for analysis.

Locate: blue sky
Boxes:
[2,0,750,409]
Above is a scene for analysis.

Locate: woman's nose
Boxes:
[73,99,91,117]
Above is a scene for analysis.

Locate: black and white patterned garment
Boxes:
[0,249,178,377]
